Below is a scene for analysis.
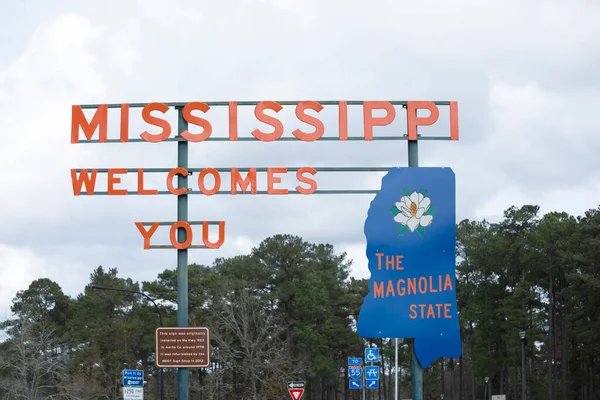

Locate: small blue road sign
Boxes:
[364,348,379,363]
[348,366,362,379]
[348,357,362,365]
[349,379,362,389]
[366,379,379,389]
[365,366,380,380]
[122,369,144,387]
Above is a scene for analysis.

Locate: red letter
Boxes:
[197,168,221,195]
[251,101,284,142]
[406,101,439,141]
[70,169,97,196]
[363,101,396,141]
[170,221,193,250]
[293,101,324,141]
[180,102,212,142]
[140,102,171,143]
[202,221,225,249]
[409,304,417,319]
[135,222,159,249]
[231,168,257,194]
[373,282,384,298]
[450,101,459,140]
[107,168,128,195]
[339,101,348,140]
[376,253,384,270]
[444,303,452,319]
[166,168,189,195]
[295,167,317,194]
[229,101,238,141]
[267,167,288,195]
[120,104,129,142]
[137,168,158,195]
[71,105,107,143]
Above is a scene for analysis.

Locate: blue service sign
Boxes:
[349,379,362,389]
[122,369,144,387]
[366,379,379,389]
[356,168,462,368]
[348,357,362,365]
[364,348,379,363]
[365,366,380,380]
[348,366,362,379]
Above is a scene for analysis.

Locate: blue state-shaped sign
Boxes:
[356,167,462,368]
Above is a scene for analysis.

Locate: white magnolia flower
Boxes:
[393,191,433,232]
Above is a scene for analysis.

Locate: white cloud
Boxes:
[339,242,369,280]
[0,0,600,316]
[0,245,47,314]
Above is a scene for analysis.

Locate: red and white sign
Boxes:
[288,388,305,400]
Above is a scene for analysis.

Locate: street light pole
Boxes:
[90,284,164,400]
[519,330,526,400]
[484,376,489,400]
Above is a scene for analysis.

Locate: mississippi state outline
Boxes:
[356,167,461,368]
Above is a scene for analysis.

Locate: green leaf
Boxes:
[389,205,400,216]
[403,189,412,196]
[419,189,427,196]
[398,225,409,236]
[424,205,437,216]
[416,225,425,237]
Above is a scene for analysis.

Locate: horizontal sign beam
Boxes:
[79,100,454,109]
[149,244,209,249]
[73,167,396,173]
[80,189,379,195]
[138,221,221,226]
[76,135,452,144]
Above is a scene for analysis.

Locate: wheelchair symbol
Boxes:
[365,348,379,362]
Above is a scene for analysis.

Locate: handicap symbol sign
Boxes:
[349,379,362,389]
[365,366,380,380]
[365,348,379,363]
[348,366,362,379]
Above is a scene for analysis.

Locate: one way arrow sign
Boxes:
[287,381,305,400]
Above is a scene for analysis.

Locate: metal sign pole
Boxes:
[395,338,399,400]
[408,139,423,400]
[176,108,190,400]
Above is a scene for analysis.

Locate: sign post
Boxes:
[122,370,144,400]
[70,99,458,400]
[122,369,144,387]
[155,327,210,368]
[287,381,305,400]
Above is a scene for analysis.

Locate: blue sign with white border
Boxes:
[122,369,144,387]
[366,379,379,389]
[347,357,362,365]
[356,168,462,368]
[365,366,380,380]
[349,379,362,389]
[364,347,379,363]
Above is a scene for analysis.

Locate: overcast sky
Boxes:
[1,0,599,318]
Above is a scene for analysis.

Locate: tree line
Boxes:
[0,205,599,399]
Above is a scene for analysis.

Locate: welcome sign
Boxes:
[70,99,460,398]
[70,100,458,250]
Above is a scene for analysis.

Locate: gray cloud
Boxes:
[1,0,599,314]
